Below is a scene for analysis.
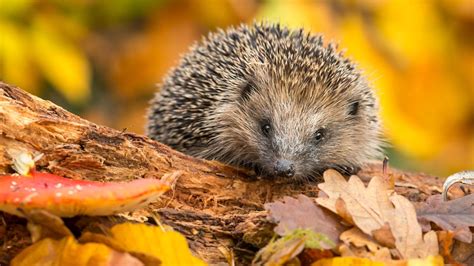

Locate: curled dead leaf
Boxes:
[371,223,396,249]
[265,194,344,247]
[416,194,474,243]
[340,228,383,253]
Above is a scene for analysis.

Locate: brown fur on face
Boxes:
[147,22,383,180]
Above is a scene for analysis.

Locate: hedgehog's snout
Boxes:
[273,159,295,177]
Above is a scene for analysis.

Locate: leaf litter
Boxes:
[259,168,473,265]
[416,194,474,243]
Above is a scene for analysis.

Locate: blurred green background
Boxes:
[1,0,473,176]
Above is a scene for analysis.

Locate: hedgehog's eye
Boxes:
[348,101,360,116]
[261,122,272,137]
[314,128,326,143]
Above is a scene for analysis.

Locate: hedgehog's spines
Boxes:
[147,22,383,179]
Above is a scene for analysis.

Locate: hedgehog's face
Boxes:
[219,77,381,181]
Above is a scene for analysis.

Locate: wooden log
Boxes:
[0,82,452,264]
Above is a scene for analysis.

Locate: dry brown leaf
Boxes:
[335,198,354,225]
[340,227,383,253]
[22,209,73,242]
[317,170,393,236]
[416,194,474,243]
[338,244,394,264]
[389,195,439,259]
[317,169,439,259]
[437,231,455,264]
[265,194,345,246]
[298,248,333,265]
[372,223,396,248]
[452,236,474,265]
[252,235,305,266]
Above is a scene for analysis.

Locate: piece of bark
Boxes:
[0,82,460,264]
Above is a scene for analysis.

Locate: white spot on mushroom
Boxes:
[75,185,83,190]
[23,192,38,203]
[68,190,74,195]
[55,183,63,188]
[11,181,17,185]
[56,192,62,197]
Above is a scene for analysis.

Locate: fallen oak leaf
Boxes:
[316,170,393,236]
[334,197,355,225]
[340,227,383,253]
[265,194,344,247]
[371,223,396,248]
[389,195,439,259]
[317,169,439,259]
[338,244,393,263]
[416,194,474,243]
[338,228,395,264]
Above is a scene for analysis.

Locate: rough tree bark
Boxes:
[0,82,456,264]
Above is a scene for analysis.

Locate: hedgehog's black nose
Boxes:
[274,159,295,177]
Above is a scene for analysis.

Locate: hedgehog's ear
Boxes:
[348,101,360,116]
[240,80,257,102]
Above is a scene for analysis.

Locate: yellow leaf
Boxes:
[311,255,443,266]
[0,21,39,92]
[31,15,90,104]
[111,223,207,266]
[311,257,385,266]
[406,255,444,266]
[11,237,143,266]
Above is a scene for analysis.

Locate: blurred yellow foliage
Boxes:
[0,0,472,175]
[0,0,91,104]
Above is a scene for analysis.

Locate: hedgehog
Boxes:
[147,22,383,180]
